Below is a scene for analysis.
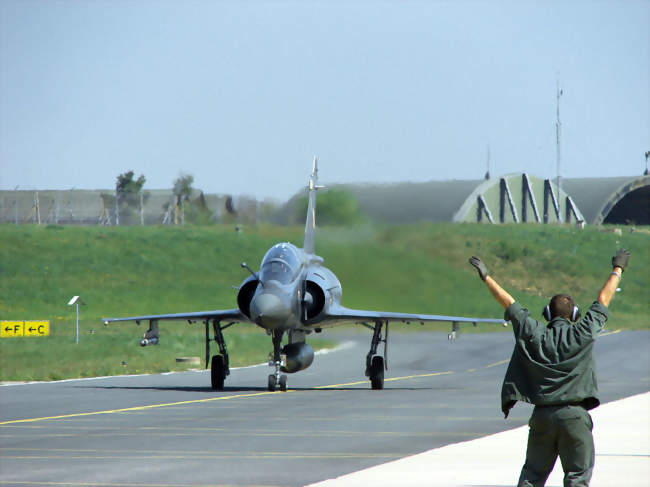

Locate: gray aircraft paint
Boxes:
[103,159,505,391]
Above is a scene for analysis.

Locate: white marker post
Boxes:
[67,296,85,344]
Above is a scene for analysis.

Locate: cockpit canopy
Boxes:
[260,243,301,284]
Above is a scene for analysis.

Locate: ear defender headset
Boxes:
[542,300,581,322]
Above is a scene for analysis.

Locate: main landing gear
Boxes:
[364,320,388,390]
[205,319,233,390]
[268,330,287,392]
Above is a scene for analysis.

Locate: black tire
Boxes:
[279,374,287,392]
[211,355,225,390]
[369,355,384,390]
[268,374,276,392]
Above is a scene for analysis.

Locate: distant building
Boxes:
[2,175,648,226]
[337,174,649,226]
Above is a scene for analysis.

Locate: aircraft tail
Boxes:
[303,156,321,255]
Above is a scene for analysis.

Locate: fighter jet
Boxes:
[103,158,504,391]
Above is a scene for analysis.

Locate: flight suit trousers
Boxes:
[517,404,595,487]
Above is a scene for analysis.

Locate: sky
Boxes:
[1,0,648,201]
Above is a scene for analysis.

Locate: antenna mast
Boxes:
[555,78,563,223]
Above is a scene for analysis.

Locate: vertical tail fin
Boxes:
[303,156,322,254]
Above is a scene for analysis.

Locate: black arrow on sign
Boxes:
[29,327,36,333]
[4,326,10,333]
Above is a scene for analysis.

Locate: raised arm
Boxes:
[469,256,515,310]
[485,276,516,309]
[598,249,630,307]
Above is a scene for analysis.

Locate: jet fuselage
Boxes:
[239,242,342,332]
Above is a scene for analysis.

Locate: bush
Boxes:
[294,189,366,226]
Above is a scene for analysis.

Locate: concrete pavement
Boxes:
[307,391,649,487]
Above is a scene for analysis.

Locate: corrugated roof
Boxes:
[343,180,483,223]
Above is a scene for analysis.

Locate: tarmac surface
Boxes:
[1,328,648,487]
[307,392,650,487]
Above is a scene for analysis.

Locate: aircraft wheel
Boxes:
[211,355,225,390]
[268,374,276,392]
[279,374,287,392]
[369,356,384,390]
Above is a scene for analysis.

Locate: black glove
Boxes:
[612,248,630,272]
[469,256,488,281]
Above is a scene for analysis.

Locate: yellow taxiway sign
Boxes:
[1,321,49,338]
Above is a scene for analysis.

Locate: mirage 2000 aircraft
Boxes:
[103,159,505,391]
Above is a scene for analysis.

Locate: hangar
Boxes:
[343,174,649,226]
[562,176,650,226]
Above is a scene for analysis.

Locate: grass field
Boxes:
[1,222,647,381]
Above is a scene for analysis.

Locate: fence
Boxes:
[0,189,267,226]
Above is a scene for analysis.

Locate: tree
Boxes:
[293,188,366,226]
[165,173,213,225]
[173,173,194,202]
[185,190,214,225]
[117,171,146,195]
[101,171,147,225]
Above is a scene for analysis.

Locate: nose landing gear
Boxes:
[268,330,287,392]
[268,372,287,392]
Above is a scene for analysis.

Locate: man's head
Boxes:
[543,294,581,322]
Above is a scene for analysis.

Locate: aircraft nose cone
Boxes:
[250,292,289,329]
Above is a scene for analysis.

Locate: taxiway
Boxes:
[1,329,648,486]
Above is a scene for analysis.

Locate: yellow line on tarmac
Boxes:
[314,371,453,389]
[600,329,622,337]
[313,380,369,388]
[2,332,623,427]
[386,371,453,382]
[0,372,456,424]
[0,391,286,426]
[484,359,509,369]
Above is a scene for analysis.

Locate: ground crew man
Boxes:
[468,248,630,487]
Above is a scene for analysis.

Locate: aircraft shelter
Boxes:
[343,174,649,226]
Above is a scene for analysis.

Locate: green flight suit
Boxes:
[501,301,609,487]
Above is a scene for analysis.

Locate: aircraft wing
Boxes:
[320,304,506,326]
[102,309,247,325]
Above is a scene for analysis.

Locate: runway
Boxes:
[1,328,648,487]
